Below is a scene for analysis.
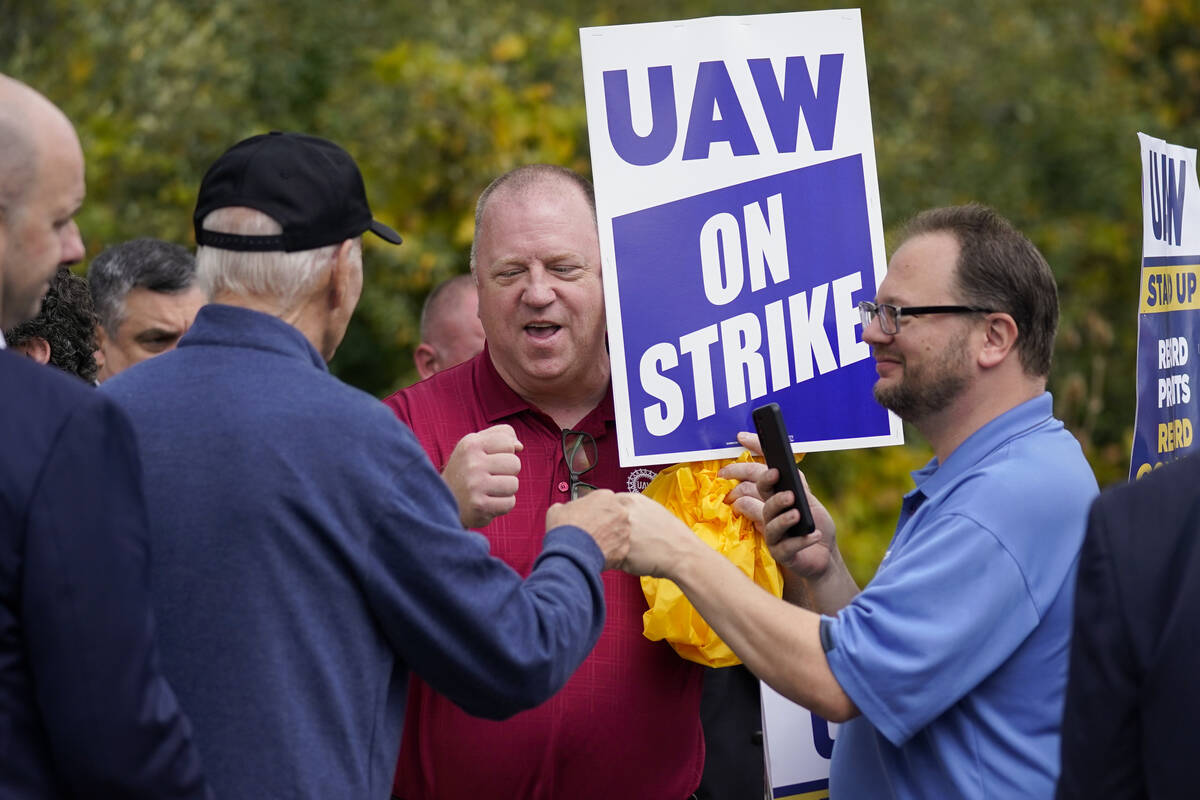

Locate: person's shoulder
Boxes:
[983,415,1097,494]
[307,373,436,460]
[383,358,476,417]
[0,352,131,492]
[1080,458,1200,606]
[0,349,105,423]
[98,346,190,405]
[955,431,1091,493]
[395,357,476,399]
[1094,453,1200,522]
[274,364,409,435]
[314,377,444,481]
[332,375,406,424]
[936,418,1097,541]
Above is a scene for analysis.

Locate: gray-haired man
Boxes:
[101,131,636,799]
[89,238,205,381]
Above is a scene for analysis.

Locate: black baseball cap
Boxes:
[193,131,403,252]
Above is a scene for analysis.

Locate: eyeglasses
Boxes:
[858,300,995,336]
[562,429,598,500]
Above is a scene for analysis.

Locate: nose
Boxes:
[59,220,85,266]
[861,313,891,346]
[521,265,556,308]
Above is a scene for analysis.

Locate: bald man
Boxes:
[0,74,211,798]
[413,273,485,380]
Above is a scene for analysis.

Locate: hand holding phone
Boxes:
[751,403,816,537]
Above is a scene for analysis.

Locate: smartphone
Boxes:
[751,403,816,537]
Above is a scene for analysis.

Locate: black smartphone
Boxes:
[751,402,816,537]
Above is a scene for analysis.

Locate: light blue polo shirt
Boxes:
[825,393,1097,799]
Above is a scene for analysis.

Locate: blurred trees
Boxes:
[3,0,1195,583]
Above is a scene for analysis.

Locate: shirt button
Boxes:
[557,481,569,493]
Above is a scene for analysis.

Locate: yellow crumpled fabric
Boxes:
[640,450,792,667]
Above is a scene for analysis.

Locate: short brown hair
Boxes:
[900,204,1058,377]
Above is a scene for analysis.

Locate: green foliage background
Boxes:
[4,0,1196,585]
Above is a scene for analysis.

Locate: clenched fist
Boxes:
[442,424,523,528]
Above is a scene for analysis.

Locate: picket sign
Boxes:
[580,9,900,468]
[1131,133,1200,480]
[581,10,895,795]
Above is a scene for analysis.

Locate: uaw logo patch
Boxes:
[625,468,657,493]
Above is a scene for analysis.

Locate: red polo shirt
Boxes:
[384,346,704,799]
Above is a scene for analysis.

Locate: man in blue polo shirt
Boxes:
[618,204,1098,798]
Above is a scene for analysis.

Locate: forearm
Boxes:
[671,538,858,722]
[781,547,861,614]
[444,534,605,718]
[375,491,606,721]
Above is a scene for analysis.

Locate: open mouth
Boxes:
[525,322,561,340]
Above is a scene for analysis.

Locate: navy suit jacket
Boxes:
[1057,454,1200,799]
[0,350,210,798]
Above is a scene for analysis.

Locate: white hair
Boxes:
[196,207,357,311]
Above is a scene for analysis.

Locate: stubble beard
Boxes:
[873,338,971,423]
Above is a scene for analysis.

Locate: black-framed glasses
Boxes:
[562,429,598,500]
[858,300,995,336]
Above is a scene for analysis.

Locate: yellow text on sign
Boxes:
[1158,417,1194,453]
[1140,265,1200,313]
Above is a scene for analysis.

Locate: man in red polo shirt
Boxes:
[385,165,705,799]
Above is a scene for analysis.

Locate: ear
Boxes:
[16,336,52,365]
[92,324,108,372]
[977,312,1019,369]
[326,240,357,311]
[413,343,438,380]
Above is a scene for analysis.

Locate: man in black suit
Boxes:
[0,73,210,798]
[1057,453,1200,799]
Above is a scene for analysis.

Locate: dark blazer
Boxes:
[0,350,210,798]
[1057,454,1200,799]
